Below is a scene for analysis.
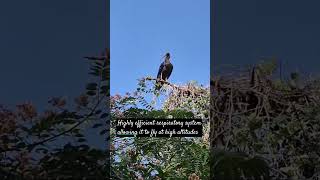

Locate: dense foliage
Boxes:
[3,51,319,179]
[0,49,109,179]
[110,78,210,179]
[211,60,320,179]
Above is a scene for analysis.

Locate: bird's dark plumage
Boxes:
[156,53,173,90]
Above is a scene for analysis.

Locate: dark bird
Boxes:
[156,52,173,90]
[289,72,303,90]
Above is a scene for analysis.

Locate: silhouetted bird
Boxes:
[156,53,173,90]
[289,72,303,90]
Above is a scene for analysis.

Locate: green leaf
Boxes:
[36,147,49,154]
[95,110,102,114]
[75,134,84,137]
[86,83,97,91]
[62,119,76,124]
[92,123,103,128]
[100,113,108,119]
[86,90,96,96]
[78,138,87,142]
[16,142,26,149]
[100,85,108,94]
[100,129,108,135]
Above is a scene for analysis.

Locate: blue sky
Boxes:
[0,1,106,109]
[213,0,320,77]
[111,0,210,95]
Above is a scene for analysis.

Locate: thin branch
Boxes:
[145,77,178,88]
[27,94,106,152]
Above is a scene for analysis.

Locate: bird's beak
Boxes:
[160,54,166,61]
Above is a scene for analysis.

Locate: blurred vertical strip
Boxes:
[105,0,111,178]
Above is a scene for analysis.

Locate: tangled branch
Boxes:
[210,66,320,179]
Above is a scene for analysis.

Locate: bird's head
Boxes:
[164,53,170,60]
[160,52,171,62]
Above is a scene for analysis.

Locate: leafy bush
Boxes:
[211,61,320,179]
[110,78,210,179]
[0,49,109,179]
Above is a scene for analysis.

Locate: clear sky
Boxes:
[0,1,106,109]
[213,0,320,76]
[111,0,210,95]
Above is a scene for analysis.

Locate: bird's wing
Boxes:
[157,62,164,79]
[166,63,173,79]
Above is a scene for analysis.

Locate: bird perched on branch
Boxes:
[155,52,173,90]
